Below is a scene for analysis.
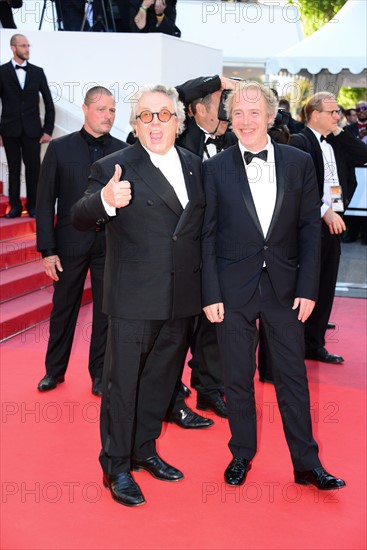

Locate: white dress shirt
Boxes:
[238,136,277,238]
[12,59,27,89]
[308,127,340,217]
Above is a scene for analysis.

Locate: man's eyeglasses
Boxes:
[356,106,367,113]
[135,109,177,124]
[320,109,342,117]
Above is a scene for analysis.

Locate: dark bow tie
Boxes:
[320,135,327,142]
[15,65,27,71]
[244,150,268,164]
[206,135,226,151]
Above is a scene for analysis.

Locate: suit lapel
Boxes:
[6,61,21,88]
[266,142,286,239]
[234,146,263,237]
[126,142,183,217]
[172,146,200,235]
[303,127,324,195]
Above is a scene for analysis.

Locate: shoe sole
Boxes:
[294,478,346,490]
[102,479,146,506]
[131,465,184,482]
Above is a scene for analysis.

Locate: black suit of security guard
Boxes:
[0,49,55,216]
[36,124,126,392]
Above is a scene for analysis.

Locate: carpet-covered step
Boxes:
[0,261,51,303]
[0,216,36,240]
[0,276,92,342]
[0,233,39,269]
[0,196,28,218]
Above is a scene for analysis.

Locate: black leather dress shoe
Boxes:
[103,472,145,506]
[4,208,22,219]
[327,322,336,330]
[294,467,346,490]
[132,455,184,482]
[91,377,102,396]
[181,382,191,397]
[169,406,214,429]
[37,374,65,391]
[305,347,344,364]
[224,457,252,486]
[197,393,228,418]
[27,209,36,218]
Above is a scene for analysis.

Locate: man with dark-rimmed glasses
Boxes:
[71,84,205,507]
[290,92,367,364]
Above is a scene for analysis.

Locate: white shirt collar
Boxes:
[141,144,177,167]
[238,135,273,158]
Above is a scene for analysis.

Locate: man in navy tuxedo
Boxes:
[201,81,345,490]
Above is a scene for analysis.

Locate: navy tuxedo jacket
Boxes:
[0,61,55,138]
[71,141,205,321]
[201,142,321,310]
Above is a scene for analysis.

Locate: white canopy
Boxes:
[266,0,367,82]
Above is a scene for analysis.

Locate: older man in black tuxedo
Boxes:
[72,84,204,507]
[0,34,55,218]
[201,81,345,490]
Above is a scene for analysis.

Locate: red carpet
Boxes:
[1,297,366,550]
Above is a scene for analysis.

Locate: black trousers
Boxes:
[258,224,341,379]
[2,135,41,212]
[0,2,17,28]
[99,316,193,475]
[45,233,107,380]
[171,313,224,413]
[217,271,320,471]
[305,224,341,352]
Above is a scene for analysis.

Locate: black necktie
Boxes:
[244,150,268,164]
[15,65,27,71]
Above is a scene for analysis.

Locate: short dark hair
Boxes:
[84,86,113,106]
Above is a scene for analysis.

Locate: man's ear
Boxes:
[195,102,207,118]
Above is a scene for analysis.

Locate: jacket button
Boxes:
[172,235,178,241]
[264,245,268,250]
[147,200,153,206]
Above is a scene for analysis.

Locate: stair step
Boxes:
[0,196,28,218]
[0,234,39,269]
[0,276,92,341]
[0,261,51,302]
[0,216,36,240]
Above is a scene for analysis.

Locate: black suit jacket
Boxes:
[36,131,127,257]
[71,141,205,320]
[0,61,55,138]
[201,143,321,310]
[344,122,359,138]
[290,127,367,206]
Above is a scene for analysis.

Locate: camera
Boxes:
[218,90,231,122]
[274,108,290,126]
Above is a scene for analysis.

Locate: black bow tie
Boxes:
[205,135,226,155]
[244,150,268,164]
[15,65,27,71]
[320,135,327,142]
[206,137,218,146]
